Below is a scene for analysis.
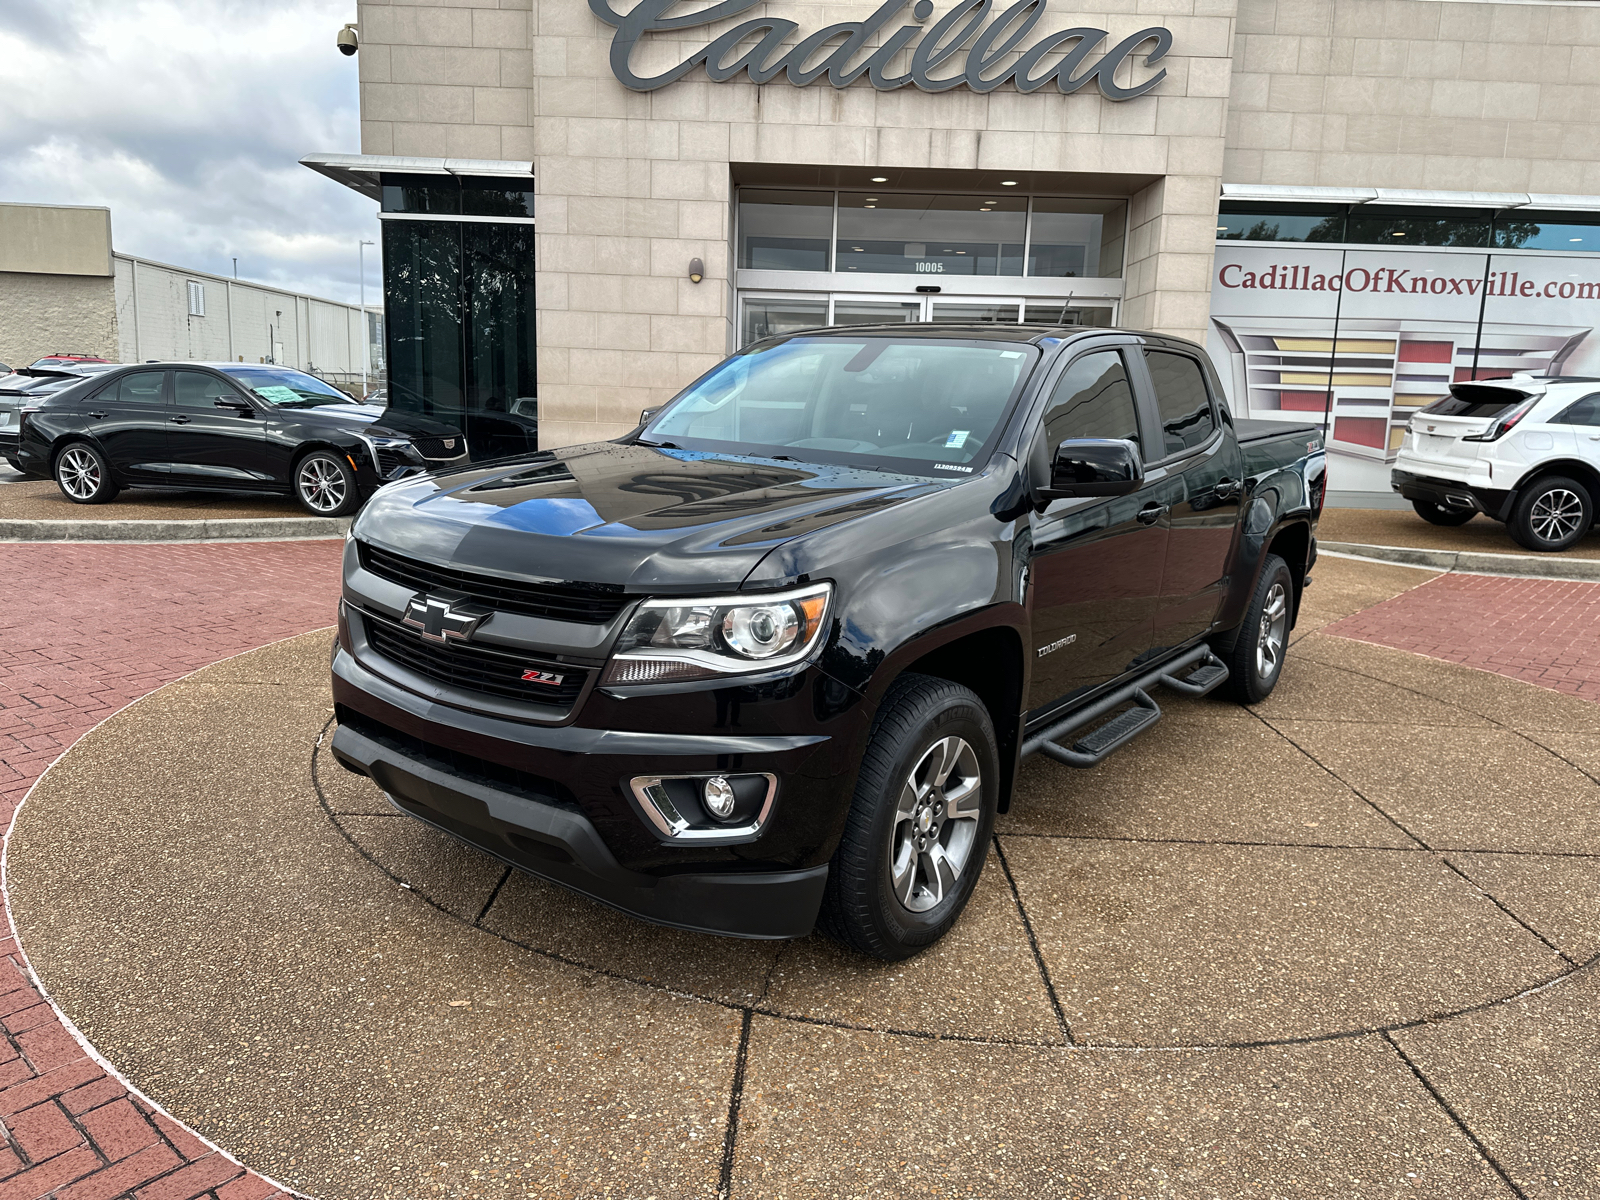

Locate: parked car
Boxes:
[0,365,119,473]
[29,354,110,368]
[1392,374,1600,551]
[329,324,1326,958]
[13,362,470,516]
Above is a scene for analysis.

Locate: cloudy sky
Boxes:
[0,0,378,305]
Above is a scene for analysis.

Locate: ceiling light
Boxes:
[1572,237,1584,242]
[1000,180,1018,186]
[1392,232,1405,237]
[870,176,887,183]
[865,204,876,208]
[956,250,967,254]
[866,197,878,202]
[852,246,863,251]
[1217,225,1228,232]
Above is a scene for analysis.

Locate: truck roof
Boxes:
[758,323,1201,349]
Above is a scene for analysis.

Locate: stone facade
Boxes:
[1225,0,1600,193]
[356,0,1240,447]
[0,272,118,367]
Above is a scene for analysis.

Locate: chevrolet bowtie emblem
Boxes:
[402,593,492,644]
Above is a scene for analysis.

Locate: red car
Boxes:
[30,354,110,368]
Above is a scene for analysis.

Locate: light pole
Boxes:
[359,239,375,398]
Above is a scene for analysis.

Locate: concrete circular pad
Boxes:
[9,557,1600,1197]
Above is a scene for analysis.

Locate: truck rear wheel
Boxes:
[1412,499,1475,527]
[819,674,998,961]
[1219,553,1294,705]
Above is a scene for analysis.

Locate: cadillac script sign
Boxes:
[587,0,1174,100]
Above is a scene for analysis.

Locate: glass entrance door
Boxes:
[739,293,1114,346]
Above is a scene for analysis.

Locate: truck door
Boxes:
[1024,344,1168,715]
[1138,348,1244,653]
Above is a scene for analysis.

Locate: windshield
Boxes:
[643,337,1037,474]
[219,366,356,409]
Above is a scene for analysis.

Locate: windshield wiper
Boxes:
[637,438,679,449]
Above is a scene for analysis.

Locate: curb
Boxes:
[1320,539,1600,582]
[0,515,349,542]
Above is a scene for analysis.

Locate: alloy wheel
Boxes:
[1530,488,1584,544]
[298,456,347,514]
[57,447,101,500]
[888,735,983,913]
[1256,580,1288,680]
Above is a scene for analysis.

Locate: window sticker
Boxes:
[254,385,305,405]
[1000,351,1024,359]
[945,430,970,448]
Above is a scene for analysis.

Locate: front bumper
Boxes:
[1390,468,1513,521]
[329,719,828,938]
[330,641,860,939]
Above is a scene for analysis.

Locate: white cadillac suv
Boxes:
[1392,375,1600,552]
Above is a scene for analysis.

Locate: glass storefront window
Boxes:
[927,301,1020,323]
[1496,213,1600,251]
[837,193,1027,277]
[738,191,832,271]
[381,174,535,218]
[1347,208,1492,248]
[742,297,829,344]
[1029,198,1126,278]
[832,300,921,325]
[1217,207,1345,242]
[1023,304,1115,327]
[382,218,538,457]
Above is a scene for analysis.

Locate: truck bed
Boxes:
[1233,418,1325,477]
[1233,417,1322,445]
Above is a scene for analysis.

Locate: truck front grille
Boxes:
[357,542,627,624]
[362,609,588,709]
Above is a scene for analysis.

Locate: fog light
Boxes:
[703,776,736,821]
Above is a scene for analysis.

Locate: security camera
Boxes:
[336,23,359,55]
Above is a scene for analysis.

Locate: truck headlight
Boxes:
[602,582,832,684]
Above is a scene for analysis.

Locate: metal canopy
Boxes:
[1221,182,1600,212]
[299,153,535,201]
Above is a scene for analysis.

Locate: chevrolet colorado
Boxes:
[330,325,1326,958]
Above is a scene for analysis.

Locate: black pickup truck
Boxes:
[330,325,1326,959]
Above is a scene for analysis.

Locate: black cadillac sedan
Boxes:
[14,363,469,516]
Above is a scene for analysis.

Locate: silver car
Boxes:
[0,365,118,472]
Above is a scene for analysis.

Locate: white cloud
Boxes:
[0,0,378,304]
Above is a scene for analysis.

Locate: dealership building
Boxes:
[304,0,1600,499]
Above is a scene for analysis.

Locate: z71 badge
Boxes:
[521,669,566,687]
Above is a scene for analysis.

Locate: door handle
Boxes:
[1137,503,1168,525]
[87,411,106,419]
[170,415,191,424]
[1214,477,1242,500]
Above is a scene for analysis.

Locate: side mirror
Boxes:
[1038,438,1144,500]
[639,405,662,425]
[214,397,252,414]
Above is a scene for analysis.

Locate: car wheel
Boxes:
[54,443,119,505]
[1411,499,1476,527]
[1219,553,1293,705]
[1508,476,1592,552]
[294,450,359,517]
[819,673,998,961]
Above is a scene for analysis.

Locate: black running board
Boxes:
[1020,644,1230,769]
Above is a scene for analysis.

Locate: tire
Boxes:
[293,449,360,517]
[819,673,999,960]
[1411,499,1476,527]
[1507,476,1592,553]
[53,442,119,505]
[1218,553,1293,705]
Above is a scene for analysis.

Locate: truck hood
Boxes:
[351,440,944,591]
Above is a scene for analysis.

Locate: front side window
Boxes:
[174,371,239,409]
[1144,350,1216,457]
[219,366,353,409]
[1042,351,1141,459]
[109,371,167,406]
[1558,393,1600,427]
[645,337,1038,475]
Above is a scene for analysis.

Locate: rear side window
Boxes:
[108,371,167,405]
[1421,385,1530,418]
[1042,351,1141,459]
[1557,393,1600,426]
[1144,350,1216,457]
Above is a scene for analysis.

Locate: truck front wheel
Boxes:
[1219,553,1294,705]
[819,674,998,961]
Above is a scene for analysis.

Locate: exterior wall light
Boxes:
[337,23,359,55]
[688,257,704,283]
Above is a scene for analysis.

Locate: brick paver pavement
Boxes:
[1323,569,1600,701]
[0,540,343,1200]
